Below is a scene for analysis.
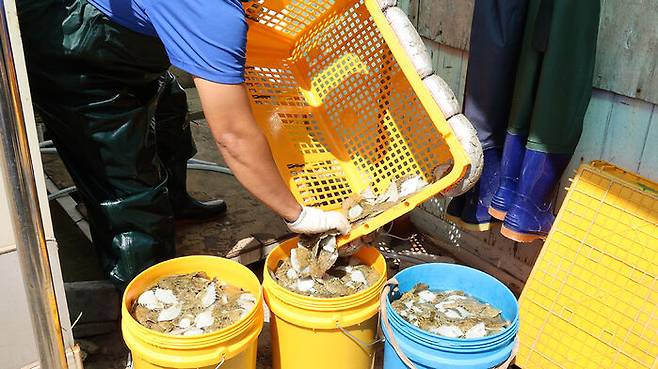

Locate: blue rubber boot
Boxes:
[445,195,465,225]
[489,132,527,220]
[445,148,501,231]
[501,150,570,242]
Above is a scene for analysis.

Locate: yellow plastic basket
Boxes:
[242,0,470,243]
[517,161,658,369]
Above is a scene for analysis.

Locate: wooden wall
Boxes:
[400,0,658,106]
[401,0,658,293]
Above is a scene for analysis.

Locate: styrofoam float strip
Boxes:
[380,2,483,196]
[444,114,484,196]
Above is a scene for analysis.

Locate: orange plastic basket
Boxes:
[243,0,470,243]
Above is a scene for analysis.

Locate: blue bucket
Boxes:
[381,264,519,369]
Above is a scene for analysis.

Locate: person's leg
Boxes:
[501,0,600,242]
[446,0,528,231]
[154,72,227,222]
[19,0,175,286]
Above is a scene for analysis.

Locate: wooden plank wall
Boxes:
[400,0,658,292]
[402,0,658,106]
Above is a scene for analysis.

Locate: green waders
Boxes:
[507,0,601,154]
[18,0,197,287]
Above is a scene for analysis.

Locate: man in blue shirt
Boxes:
[17,0,350,286]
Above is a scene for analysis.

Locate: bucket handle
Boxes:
[213,355,226,369]
[380,278,520,369]
[336,322,385,353]
[380,278,419,369]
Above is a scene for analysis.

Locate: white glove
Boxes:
[286,206,351,235]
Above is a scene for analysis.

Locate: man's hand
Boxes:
[286,206,351,235]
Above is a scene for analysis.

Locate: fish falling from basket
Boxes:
[243,0,484,246]
[271,232,380,297]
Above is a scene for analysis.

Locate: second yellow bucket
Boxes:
[121,256,264,369]
[263,238,387,369]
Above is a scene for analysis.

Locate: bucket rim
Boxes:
[384,306,519,349]
[122,255,264,347]
[383,263,519,345]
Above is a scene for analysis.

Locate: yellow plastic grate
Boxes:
[517,161,658,369]
[243,0,468,242]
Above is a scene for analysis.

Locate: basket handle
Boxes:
[380,279,519,369]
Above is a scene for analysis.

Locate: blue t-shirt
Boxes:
[87,0,247,84]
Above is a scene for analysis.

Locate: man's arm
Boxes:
[194,78,302,221]
[194,78,350,234]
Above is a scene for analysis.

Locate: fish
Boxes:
[131,273,256,336]
[155,288,178,305]
[391,284,510,339]
[137,290,162,311]
[200,283,216,308]
[157,305,181,322]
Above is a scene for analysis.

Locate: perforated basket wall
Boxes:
[517,161,658,369]
[243,0,468,241]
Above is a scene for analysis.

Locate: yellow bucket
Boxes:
[263,238,387,369]
[121,256,264,369]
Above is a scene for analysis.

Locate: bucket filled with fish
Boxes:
[381,263,519,369]
[263,236,387,369]
[121,256,264,369]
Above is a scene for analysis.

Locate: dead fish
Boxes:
[290,248,301,272]
[399,175,428,198]
[154,288,178,305]
[480,305,502,319]
[169,328,188,336]
[178,318,192,329]
[200,283,216,308]
[138,290,162,310]
[286,268,299,280]
[297,278,315,292]
[347,204,364,221]
[465,323,487,339]
[238,293,256,312]
[194,309,214,329]
[183,328,205,336]
[361,187,377,203]
[313,248,339,278]
[433,325,463,338]
[392,284,510,339]
[274,251,377,298]
[157,305,182,322]
[418,290,437,303]
[338,239,364,257]
[376,181,400,203]
[320,235,337,253]
[290,247,311,274]
[350,270,367,284]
